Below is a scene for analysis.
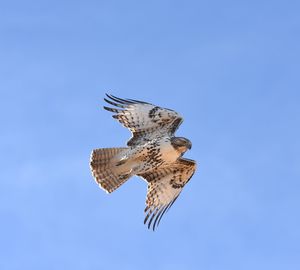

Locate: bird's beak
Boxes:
[188,143,192,150]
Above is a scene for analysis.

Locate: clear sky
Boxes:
[1,0,300,269]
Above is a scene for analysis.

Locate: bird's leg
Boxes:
[119,169,133,180]
[115,157,128,166]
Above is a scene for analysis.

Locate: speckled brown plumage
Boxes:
[90,94,197,230]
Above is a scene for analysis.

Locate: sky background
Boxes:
[1,0,300,269]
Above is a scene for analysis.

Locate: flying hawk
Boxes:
[90,94,196,230]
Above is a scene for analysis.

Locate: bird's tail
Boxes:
[90,147,132,193]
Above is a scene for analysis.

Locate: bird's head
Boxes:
[171,137,192,154]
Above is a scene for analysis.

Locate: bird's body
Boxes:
[110,136,188,176]
[90,94,196,230]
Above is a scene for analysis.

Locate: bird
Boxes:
[90,94,196,230]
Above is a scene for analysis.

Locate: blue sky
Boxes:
[1,0,300,269]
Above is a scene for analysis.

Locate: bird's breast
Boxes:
[131,139,181,175]
[159,141,181,164]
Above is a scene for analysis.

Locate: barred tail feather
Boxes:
[90,147,131,193]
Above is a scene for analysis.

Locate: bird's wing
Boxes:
[138,158,196,230]
[103,94,183,146]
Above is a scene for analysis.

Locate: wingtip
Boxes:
[104,93,112,104]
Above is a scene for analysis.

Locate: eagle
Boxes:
[90,94,196,230]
